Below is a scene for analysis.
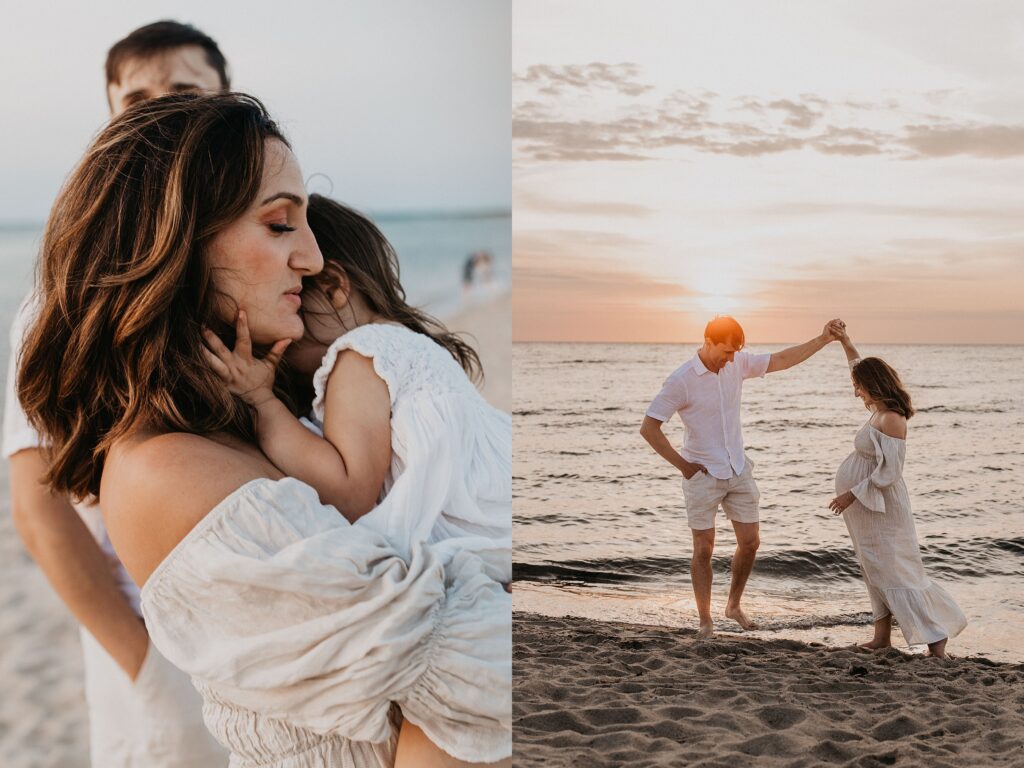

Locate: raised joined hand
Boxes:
[822,318,846,343]
[202,310,291,407]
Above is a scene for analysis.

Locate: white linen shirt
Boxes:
[3,295,142,615]
[646,350,771,479]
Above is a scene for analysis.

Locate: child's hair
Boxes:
[305,194,482,381]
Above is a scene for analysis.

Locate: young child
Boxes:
[202,194,511,582]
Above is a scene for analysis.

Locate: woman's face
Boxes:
[206,139,323,344]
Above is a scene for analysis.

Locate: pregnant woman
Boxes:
[828,328,966,659]
[17,92,510,767]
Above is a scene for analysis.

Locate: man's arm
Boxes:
[640,416,707,479]
[9,448,149,679]
[765,319,842,373]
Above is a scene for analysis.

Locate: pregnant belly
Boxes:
[834,453,868,495]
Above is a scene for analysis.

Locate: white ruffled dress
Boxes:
[141,478,511,767]
[309,323,512,583]
[835,423,967,646]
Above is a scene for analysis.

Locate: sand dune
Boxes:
[514,612,1024,767]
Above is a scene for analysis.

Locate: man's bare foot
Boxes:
[724,605,758,630]
[697,622,714,640]
[857,639,892,650]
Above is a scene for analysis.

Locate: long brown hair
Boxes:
[852,357,915,419]
[303,194,483,381]
[18,92,286,500]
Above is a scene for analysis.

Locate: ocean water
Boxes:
[513,342,1024,662]
[0,211,510,343]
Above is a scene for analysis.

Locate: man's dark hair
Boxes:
[704,315,745,350]
[105,20,230,90]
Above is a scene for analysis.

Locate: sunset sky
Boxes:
[513,1,1024,343]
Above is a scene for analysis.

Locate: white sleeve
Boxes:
[850,430,905,513]
[737,350,771,380]
[3,296,42,458]
[142,479,511,764]
[646,371,687,422]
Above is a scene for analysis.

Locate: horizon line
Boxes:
[512,340,1024,347]
[0,206,511,232]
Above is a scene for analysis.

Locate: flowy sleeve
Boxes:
[141,478,512,764]
[849,429,905,513]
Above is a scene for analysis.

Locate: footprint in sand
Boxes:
[869,713,925,741]
[735,732,802,757]
[753,704,807,730]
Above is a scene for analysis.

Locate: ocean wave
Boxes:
[513,536,1024,586]
[513,549,863,585]
[917,404,1007,414]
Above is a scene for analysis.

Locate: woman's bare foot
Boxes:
[724,605,759,630]
[926,638,948,659]
[857,638,892,650]
[697,622,715,640]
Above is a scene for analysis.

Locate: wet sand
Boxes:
[514,612,1024,767]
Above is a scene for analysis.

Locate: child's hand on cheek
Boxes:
[202,310,291,407]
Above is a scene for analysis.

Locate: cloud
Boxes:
[901,124,1024,159]
[515,191,655,217]
[768,98,823,130]
[752,202,1024,222]
[514,62,654,97]
[514,64,1024,162]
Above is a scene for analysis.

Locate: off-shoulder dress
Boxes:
[835,423,967,646]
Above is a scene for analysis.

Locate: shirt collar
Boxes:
[691,352,712,376]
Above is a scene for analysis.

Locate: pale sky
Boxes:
[513,0,1024,343]
[0,0,510,222]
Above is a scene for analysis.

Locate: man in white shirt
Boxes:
[4,21,230,766]
[641,315,844,639]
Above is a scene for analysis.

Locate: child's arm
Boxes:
[202,312,391,522]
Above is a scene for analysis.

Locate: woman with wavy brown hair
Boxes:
[827,328,966,659]
[17,92,510,768]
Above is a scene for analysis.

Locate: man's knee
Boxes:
[732,522,759,554]
[736,534,760,554]
[691,530,716,560]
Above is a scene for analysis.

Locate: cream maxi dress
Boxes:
[835,422,967,646]
[140,324,512,767]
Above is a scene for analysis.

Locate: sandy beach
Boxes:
[514,612,1024,767]
[0,514,89,768]
[446,291,511,412]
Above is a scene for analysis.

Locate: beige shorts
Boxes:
[682,455,760,530]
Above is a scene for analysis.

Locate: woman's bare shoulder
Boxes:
[100,431,271,587]
[874,410,908,439]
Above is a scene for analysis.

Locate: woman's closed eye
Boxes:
[269,223,296,233]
